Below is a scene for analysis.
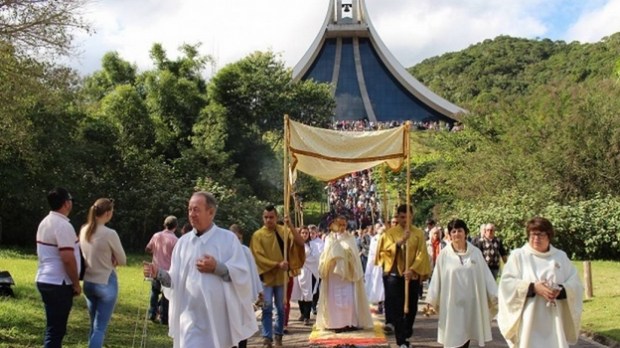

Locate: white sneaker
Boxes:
[399,344,409,348]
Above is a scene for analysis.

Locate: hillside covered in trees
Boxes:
[404,34,620,259]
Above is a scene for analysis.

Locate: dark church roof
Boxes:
[292,0,466,122]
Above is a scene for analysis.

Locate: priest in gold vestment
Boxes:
[315,216,374,331]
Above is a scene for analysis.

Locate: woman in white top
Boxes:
[79,198,126,348]
[291,226,320,325]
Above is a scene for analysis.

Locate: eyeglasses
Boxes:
[529,232,548,238]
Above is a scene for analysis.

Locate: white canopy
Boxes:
[287,119,409,182]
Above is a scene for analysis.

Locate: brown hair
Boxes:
[329,215,347,232]
[525,217,554,240]
[83,198,114,242]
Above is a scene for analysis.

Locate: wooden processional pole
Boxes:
[283,115,290,306]
[381,165,389,225]
[404,122,412,314]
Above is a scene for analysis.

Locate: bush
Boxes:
[444,194,620,260]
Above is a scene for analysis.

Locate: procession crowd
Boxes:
[36,187,583,348]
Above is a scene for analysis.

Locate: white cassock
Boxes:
[498,243,583,348]
[311,237,325,254]
[291,241,320,302]
[165,225,258,348]
[241,244,263,302]
[427,242,498,348]
[364,233,384,304]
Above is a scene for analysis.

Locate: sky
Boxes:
[69,0,620,77]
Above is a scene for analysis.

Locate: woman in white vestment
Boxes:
[316,216,374,332]
[291,226,320,325]
[498,217,583,348]
[427,219,498,348]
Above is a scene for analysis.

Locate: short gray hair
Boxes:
[192,191,218,210]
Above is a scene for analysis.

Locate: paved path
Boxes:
[246,302,608,348]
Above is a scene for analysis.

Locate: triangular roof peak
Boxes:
[293,0,466,122]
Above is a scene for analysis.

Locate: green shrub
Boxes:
[444,194,620,260]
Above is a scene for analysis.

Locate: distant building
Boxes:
[293,0,465,123]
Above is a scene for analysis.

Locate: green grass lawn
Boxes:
[0,249,171,348]
[574,261,620,343]
[1,249,619,347]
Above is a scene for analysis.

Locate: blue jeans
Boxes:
[261,285,284,340]
[37,282,75,348]
[84,272,118,348]
[149,279,169,324]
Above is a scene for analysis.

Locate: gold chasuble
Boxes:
[250,224,305,287]
[375,225,431,279]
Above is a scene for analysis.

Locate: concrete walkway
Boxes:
[246,302,608,348]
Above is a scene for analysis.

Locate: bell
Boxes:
[343,4,352,12]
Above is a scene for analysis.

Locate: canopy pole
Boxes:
[283,115,290,307]
[381,164,389,225]
[404,122,412,314]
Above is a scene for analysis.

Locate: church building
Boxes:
[293,0,465,122]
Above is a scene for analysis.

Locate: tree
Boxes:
[0,0,90,60]
[142,44,210,159]
[197,50,334,201]
[1,0,90,186]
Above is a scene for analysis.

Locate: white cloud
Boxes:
[67,0,618,75]
[364,0,550,66]
[565,0,620,42]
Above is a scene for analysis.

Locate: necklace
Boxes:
[452,243,467,253]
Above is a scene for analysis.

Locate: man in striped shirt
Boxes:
[35,187,81,348]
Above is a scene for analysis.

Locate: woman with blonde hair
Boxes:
[79,198,126,348]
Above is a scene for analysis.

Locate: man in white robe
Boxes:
[364,223,384,306]
[144,192,257,348]
[498,217,583,348]
[230,224,263,348]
